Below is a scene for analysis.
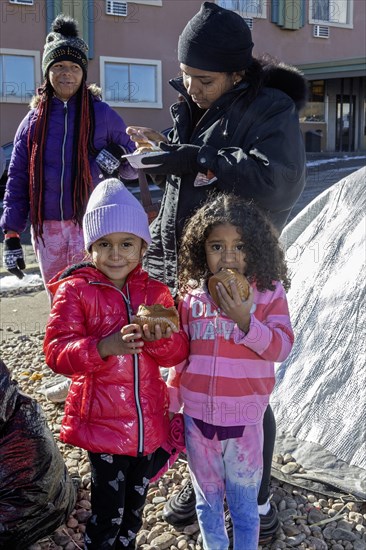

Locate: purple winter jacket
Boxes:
[1,91,136,234]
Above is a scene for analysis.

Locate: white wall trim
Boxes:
[131,0,162,6]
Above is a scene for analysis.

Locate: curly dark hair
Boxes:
[178,193,290,296]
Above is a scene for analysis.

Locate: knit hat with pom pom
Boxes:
[42,14,88,77]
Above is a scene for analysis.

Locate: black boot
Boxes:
[258,502,280,545]
[162,479,197,527]
[164,480,279,543]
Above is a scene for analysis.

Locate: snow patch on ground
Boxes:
[0,272,43,292]
[306,155,366,167]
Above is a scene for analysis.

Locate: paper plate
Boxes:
[122,152,162,169]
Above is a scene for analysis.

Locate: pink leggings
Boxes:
[32,220,86,298]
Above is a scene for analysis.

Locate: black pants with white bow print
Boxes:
[84,452,155,549]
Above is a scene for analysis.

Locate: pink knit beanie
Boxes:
[83,178,151,250]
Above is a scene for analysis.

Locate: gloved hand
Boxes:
[140,142,201,175]
[3,235,25,279]
[96,143,128,175]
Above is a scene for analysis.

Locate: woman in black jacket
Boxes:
[127,2,307,544]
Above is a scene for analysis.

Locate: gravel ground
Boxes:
[1,318,366,550]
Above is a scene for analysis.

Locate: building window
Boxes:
[217,0,266,18]
[300,80,326,122]
[100,57,162,108]
[0,49,40,102]
[309,0,353,27]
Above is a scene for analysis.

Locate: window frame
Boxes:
[9,0,34,5]
[100,56,162,109]
[216,0,267,19]
[0,48,40,103]
[299,80,326,123]
[130,0,162,5]
[309,0,353,28]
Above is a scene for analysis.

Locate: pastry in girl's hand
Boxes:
[132,304,179,333]
[208,269,250,306]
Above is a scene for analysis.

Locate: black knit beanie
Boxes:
[178,2,254,72]
[42,14,88,77]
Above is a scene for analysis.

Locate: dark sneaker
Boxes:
[163,479,197,527]
[259,502,279,545]
[224,509,233,548]
[164,480,279,543]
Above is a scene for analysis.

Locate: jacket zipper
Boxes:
[90,281,144,455]
[60,101,68,220]
[126,285,144,455]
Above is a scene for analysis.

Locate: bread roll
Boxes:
[134,143,161,155]
[208,269,250,306]
[132,304,179,333]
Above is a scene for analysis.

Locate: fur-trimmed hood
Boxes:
[261,58,308,111]
[29,83,102,109]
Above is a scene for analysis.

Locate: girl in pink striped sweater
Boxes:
[168,193,294,550]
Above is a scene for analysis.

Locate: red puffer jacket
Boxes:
[44,263,189,456]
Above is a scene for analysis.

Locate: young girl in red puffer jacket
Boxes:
[44,178,188,550]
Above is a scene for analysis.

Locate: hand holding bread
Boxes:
[126,126,167,151]
[208,269,252,333]
[208,269,250,306]
[132,304,179,341]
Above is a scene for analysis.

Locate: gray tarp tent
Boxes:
[271,167,366,500]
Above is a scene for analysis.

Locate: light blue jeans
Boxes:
[184,414,263,550]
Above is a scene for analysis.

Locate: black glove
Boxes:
[140,142,201,175]
[96,143,128,175]
[3,236,26,279]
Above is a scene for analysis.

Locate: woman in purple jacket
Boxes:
[1,14,136,286]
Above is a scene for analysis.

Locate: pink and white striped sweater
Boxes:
[168,282,294,426]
